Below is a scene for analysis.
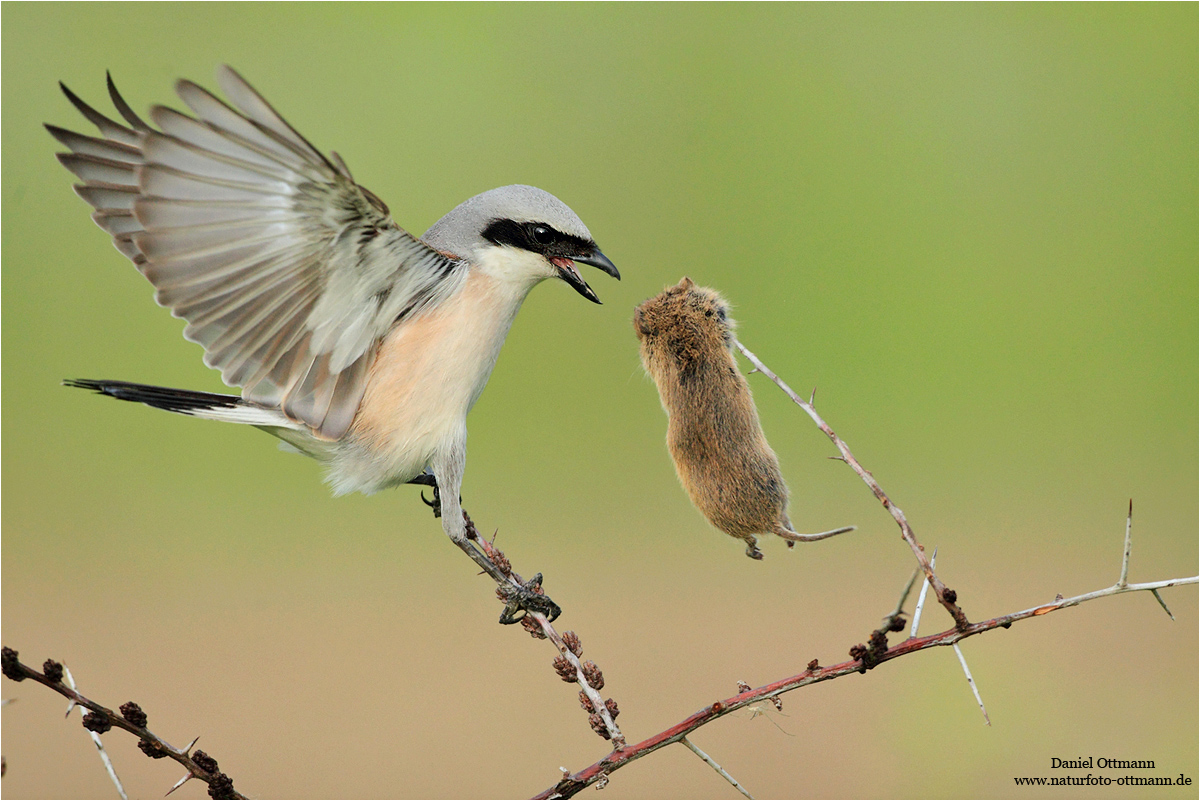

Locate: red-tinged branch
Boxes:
[535,573,1196,799]
[733,339,969,630]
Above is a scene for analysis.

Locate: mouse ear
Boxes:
[679,276,696,289]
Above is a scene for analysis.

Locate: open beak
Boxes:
[552,249,620,304]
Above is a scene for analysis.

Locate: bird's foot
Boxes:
[497,572,562,625]
[408,473,442,518]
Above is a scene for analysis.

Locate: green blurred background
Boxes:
[3,3,1196,798]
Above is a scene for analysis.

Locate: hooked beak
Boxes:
[552,248,620,304]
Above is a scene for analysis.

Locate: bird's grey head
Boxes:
[421,184,619,303]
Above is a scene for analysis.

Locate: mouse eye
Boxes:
[531,225,554,246]
[716,307,727,321]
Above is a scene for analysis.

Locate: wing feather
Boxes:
[74,183,138,211]
[135,196,295,229]
[93,211,142,236]
[49,67,467,439]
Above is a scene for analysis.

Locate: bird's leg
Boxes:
[431,443,562,625]
[431,446,469,545]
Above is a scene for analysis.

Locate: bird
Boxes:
[634,278,852,559]
[48,65,619,567]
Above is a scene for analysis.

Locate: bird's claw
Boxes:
[420,488,441,518]
[409,474,442,518]
[498,573,562,625]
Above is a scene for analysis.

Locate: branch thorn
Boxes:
[63,665,78,717]
[165,771,194,796]
[910,548,937,637]
[1119,499,1133,588]
[953,643,991,726]
[1150,589,1175,620]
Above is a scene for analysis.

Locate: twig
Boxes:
[536,530,1195,798]
[732,339,969,630]
[460,511,624,748]
[850,569,922,672]
[64,666,127,799]
[680,736,754,799]
[0,650,244,799]
[888,568,920,627]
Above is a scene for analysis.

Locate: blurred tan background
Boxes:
[3,4,1196,799]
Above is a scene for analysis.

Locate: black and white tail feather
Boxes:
[61,378,337,460]
[62,378,298,428]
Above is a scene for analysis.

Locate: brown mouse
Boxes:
[634,277,853,559]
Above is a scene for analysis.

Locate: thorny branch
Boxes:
[537,343,1195,799]
[0,648,243,799]
[63,665,128,798]
[454,510,624,748]
[2,504,626,798]
[538,568,1196,798]
[7,344,1192,799]
[733,339,969,630]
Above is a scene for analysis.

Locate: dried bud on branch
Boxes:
[521,617,547,639]
[81,711,111,734]
[42,659,64,683]
[209,772,237,800]
[120,701,148,728]
[552,655,576,682]
[580,661,604,691]
[191,750,219,774]
[138,740,169,759]
[2,647,25,681]
[492,549,512,577]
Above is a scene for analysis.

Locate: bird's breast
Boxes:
[336,270,527,489]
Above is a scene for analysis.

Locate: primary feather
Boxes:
[49,66,468,440]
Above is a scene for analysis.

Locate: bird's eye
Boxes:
[531,225,554,246]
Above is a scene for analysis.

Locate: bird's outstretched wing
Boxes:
[48,66,468,439]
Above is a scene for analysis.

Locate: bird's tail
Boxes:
[63,379,302,429]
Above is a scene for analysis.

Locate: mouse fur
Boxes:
[634,277,852,558]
